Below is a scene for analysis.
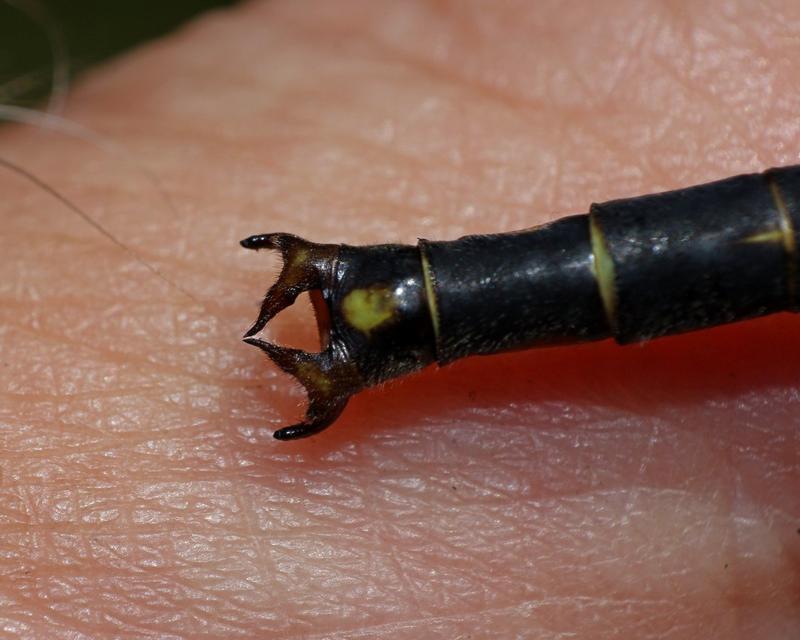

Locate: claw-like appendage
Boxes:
[242,337,357,439]
[240,234,336,338]
[241,234,355,439]
[242,232,437,440]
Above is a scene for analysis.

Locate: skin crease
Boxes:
[0,0,798,636]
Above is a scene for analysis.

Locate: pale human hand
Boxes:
[1,1,798,637]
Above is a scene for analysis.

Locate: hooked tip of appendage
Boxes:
[273,424,321,441]
[242,336,354,440]
[242,337,305,372]
[240,232,308,253]
[240,236,262,250]
[273,426,302,441]
[272,420,340,441]
[266,397,350,440]
[270,392,351,440]
[240,234,278,250]
[243,321,262,339]
[242,335,273,350]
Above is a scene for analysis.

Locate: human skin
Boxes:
[0,0,798,637]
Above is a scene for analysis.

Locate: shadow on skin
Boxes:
[255,308,800,452]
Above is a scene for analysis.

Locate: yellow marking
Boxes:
[419,244,441,343]
[741,229,784,244]
[768,176,798,304]
[297,361,331,393]
[589,213,618,332]
[342,287,396,334]
[291,248,308,266]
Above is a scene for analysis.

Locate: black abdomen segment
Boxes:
[420,215,609,363]
[242,165,800,439]
[423,166,800,362]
